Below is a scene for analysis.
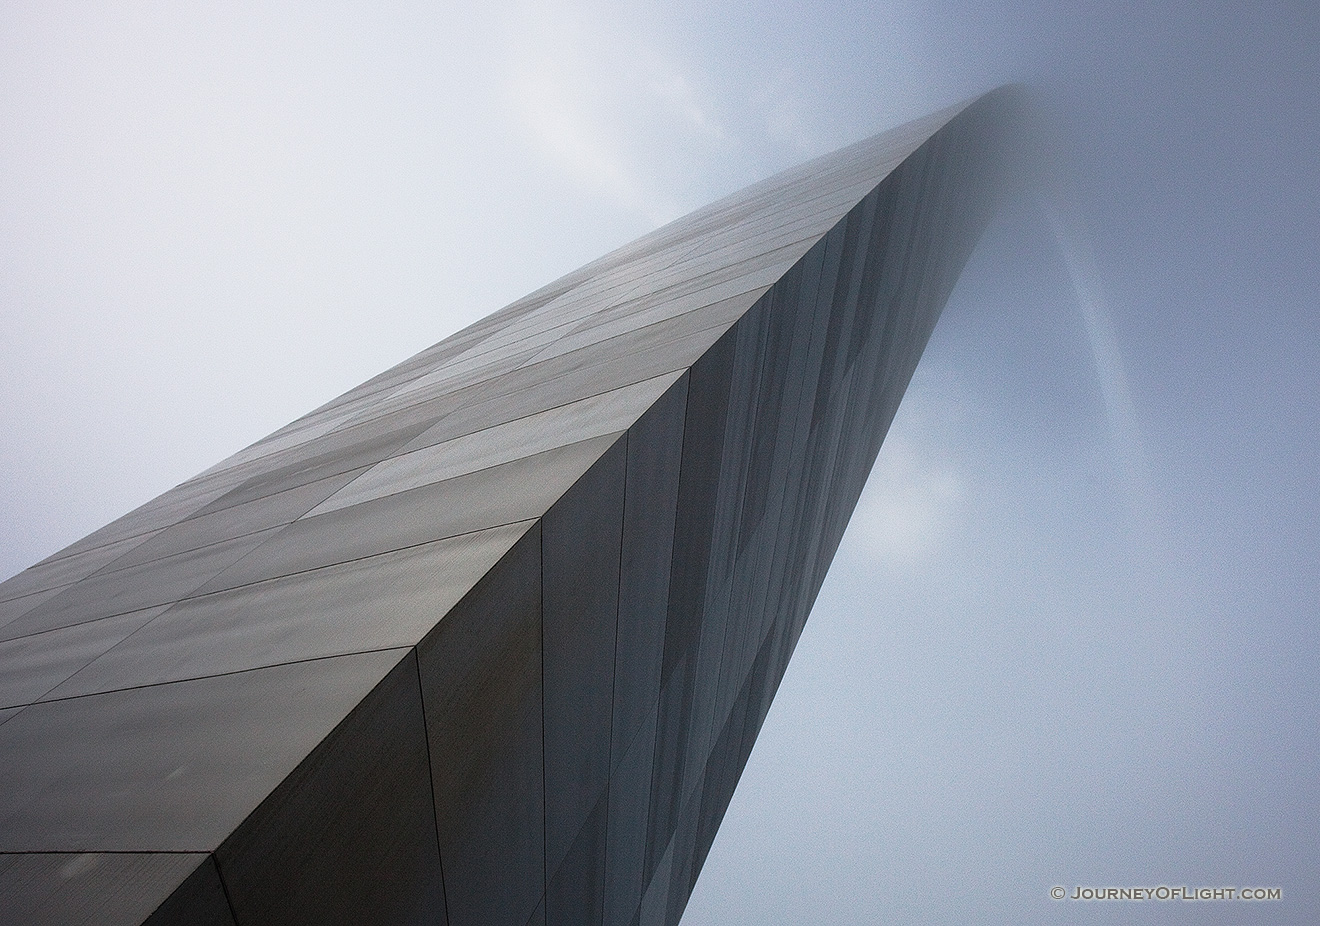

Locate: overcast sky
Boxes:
[2,2,1316,923]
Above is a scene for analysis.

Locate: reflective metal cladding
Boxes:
[0,89,1019,926]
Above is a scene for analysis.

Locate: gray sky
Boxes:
[2,2,1316,923]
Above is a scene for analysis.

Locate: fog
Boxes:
[3,2,1315,922]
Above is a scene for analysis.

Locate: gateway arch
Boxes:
[0,89,1019,926]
